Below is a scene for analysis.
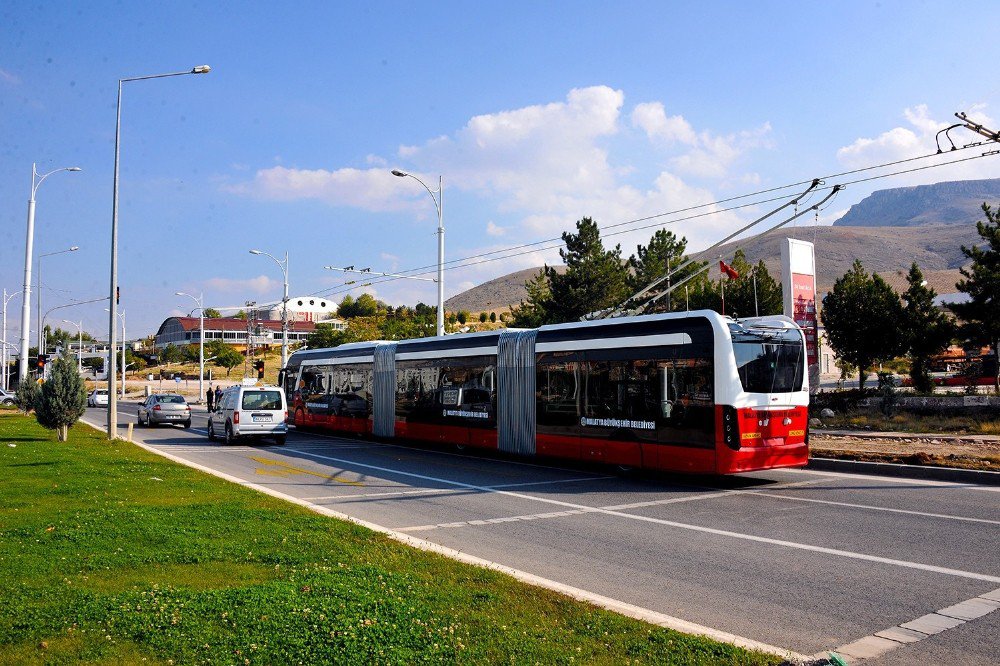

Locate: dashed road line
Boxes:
[829,587,1000,662]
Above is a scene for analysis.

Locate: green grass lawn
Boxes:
[0,411,779,665]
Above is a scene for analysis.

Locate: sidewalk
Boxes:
[814,428,1000,443]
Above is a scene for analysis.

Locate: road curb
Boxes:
[808,457,1000,486]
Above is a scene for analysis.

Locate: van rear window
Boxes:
[242,390,282,411]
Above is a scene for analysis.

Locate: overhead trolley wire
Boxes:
[308,144,999,300]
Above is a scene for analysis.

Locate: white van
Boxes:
[208,385,288,445]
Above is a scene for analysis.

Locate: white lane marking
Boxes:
[603,480,821,511]
[78,418,805,662]
[788,467,1000,493]
[831,587,1000,662]
[279,446,1000,584]
[306,488,463,501]
[744,491,1000,526]
[490,476,613,489]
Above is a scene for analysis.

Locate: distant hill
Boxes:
[833,178,1000,227]
[445,225,978,313]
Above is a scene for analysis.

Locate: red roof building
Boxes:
[154,316,317,350]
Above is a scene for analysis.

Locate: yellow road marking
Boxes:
[250,456,364,486]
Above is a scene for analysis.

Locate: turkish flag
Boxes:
[719,260,739,280]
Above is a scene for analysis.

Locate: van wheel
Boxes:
[273,435,286,446]
[183,420,192,429]
[224,424,235,446]
[207,422,216,441]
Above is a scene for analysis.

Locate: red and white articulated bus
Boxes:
[279,311,809,475]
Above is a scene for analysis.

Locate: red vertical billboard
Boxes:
[781,239,819,393]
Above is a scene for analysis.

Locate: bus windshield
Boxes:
[729,325,804,394]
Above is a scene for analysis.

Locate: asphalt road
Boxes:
[83,405,1000,664]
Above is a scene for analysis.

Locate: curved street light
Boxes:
[391,169,444,336]
[175,292,205,402]
[37,245,80,353]
[107,64,210,439]
[249,249,290,372]
[61,318,84,374]
[18,164,81,381]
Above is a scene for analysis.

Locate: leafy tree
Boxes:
[306,323,346,349]
[182,344,201,363]
[338,293,381,318]
[951,203,1000,392]
[15,380,40,414]
[233,310,247,320]
[160,344,182,364]
[820,260,906,391]
[902,263,955,392]
[341,317,381,343]
[124,348,147,373]
[35,356,87,441]
[203,308,222,318]
[214,346,244,377]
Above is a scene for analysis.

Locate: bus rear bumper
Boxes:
[717,441,809,474]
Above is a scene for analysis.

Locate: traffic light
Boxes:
[36,354,48,371]
[255,360,265,380]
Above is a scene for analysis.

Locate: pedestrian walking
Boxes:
[215,385,223,408]
[206,385,215,412]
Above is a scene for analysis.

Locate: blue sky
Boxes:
[3,1,1000,342]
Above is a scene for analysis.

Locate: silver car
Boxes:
[0,388,14,406]
[138,393,192,428]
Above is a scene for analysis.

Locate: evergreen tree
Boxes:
[546,217,629,323]
[903,263,955,393]
[820,260,906,390]
[509,270,552,327]
[951,203,1000,392]
[160,344,182,364]
[720,252,783,318]
[35,356,87,441]
[15,380,40,414]
[626,229,708,312]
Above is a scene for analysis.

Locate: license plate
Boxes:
[252,415,272,423]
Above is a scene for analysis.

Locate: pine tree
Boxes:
[820,260,907,391]
[15,380,40,414]
[715,251,783,318]
[903,263,955,393]
[545,217,629,323]
[509,270,552,327]
[951,203,1000,392]
[35,356,87,441]
[626,229,706,312]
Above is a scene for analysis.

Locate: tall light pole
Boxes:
[107,64,210,440]
[391,170,444,336]
[175,292,204,402]
[2,290,20,391]
[37,245,80,354]
[61,318,84,374]
[249,249,289,371]
[18,164,82,381]
[105,308,127,399]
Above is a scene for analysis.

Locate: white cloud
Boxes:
[226,166,417,212]
[0,68,20,85]
[837,104,1000,184]
[203,274,280,294]
[486,221,506,236]
[631,102,697,145]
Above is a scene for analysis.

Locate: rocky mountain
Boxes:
[833,178,1000,227]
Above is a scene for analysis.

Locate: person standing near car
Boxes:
[206,385,215,412]
[215,385,223,409]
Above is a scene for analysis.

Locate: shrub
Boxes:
[14,381,40,414]
[35,356,87,441]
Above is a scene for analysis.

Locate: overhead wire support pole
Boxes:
[592,178,822,320]
[636,185,844,316]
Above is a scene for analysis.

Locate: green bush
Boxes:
[34,356,87,441]
[14,380,40,414]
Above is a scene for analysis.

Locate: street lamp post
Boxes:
[2,289,20,391]
[18,164,82,381]
[61,318,84,374]
[391,170,444,336]
[107,64,210,440]
[249,249,289,372]
[175,292,204,402]
[37,245,80,354]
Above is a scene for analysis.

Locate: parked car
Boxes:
[208,385,287,445]
[87,388,110,407]
[0,388,15,406]
[138,393,192,428]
